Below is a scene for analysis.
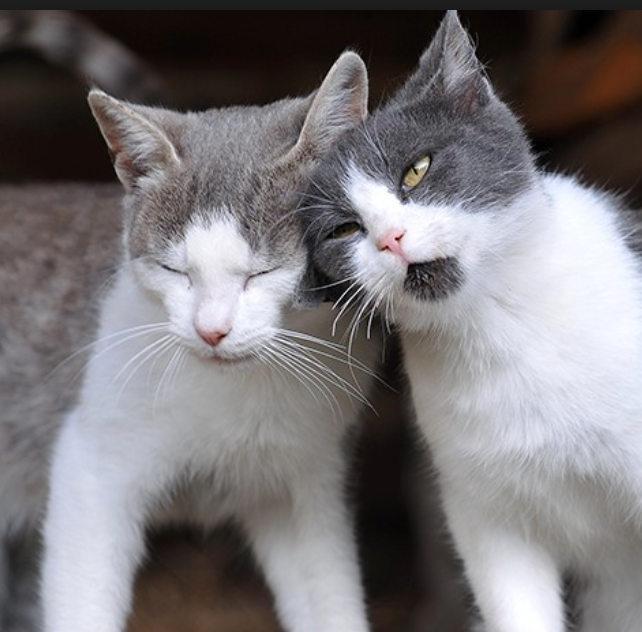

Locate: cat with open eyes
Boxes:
[0,50,382,632]
[301,10,642,632]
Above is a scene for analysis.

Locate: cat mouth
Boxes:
[403,257,464,301]
[194,349,257,369]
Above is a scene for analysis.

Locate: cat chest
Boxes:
[401,345,639,553]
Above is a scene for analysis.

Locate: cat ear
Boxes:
[87,88,181,192]
[399,10,492,113]
[293,50,368,159]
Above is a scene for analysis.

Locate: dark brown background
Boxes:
[3,10,642,632]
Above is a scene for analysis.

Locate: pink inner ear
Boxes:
[115,153,135,175]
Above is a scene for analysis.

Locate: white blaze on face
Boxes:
[186,219,250,343]
[144,214,303,360]
[344,165,498,303]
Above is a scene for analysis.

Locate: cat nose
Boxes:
[377,228,407,259]
[196,325,229,347]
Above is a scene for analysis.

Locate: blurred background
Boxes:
[3,10,642,632]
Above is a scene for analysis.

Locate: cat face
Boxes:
[134,214,305,365]
[89,50,368,366]
[301,11,538,331]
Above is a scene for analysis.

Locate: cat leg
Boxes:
[578,549,642,632]
[40,419,149,632]
[4,531,42,632]
[240,470,368,632]
[0,538,8,629]
[444,502,566,632]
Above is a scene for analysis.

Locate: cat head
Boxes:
[300,11,540,332]
[88,50,367,366]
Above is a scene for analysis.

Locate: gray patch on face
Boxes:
[403,257,464,301]
[300,11,540,306]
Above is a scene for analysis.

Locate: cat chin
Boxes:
[189,347,259,371]
[403,257,464,302]
[199,353,258,370]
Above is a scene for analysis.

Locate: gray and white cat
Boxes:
[0,50,381,632]
[300,10,642,632]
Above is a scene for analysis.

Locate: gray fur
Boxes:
[404,258,464,302]
[0,49,368,629]
[300,11,537,302]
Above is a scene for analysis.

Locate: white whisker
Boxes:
[275,337,372,407]
[154,342,185,411]
[278,329,376,375]
[111,334,175,403]
[331,281,365,336]
[261,343,329,412]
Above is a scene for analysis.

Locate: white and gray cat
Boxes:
[0,51,383,632]
[301,10,642,632]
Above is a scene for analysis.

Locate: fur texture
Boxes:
[300,11,642,632]
[0,50,383,632]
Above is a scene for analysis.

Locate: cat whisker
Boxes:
[366,296,381,341]
[331,281,366,336]
[344,275,390,360]
[154,342,186,411]
[277,328,388,392]
[304,277,354,294]
[275,334,378,399]
[46,322,171,392]
[383,286,395,333]
[299,212,337,245]
[345,288,376,362]
[110,333,176,404]
[274,345,345,414]
[269,334,376,414]
[354,122,388,172]
[261,343,336,416]
[331,276,361,310]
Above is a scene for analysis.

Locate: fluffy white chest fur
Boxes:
[71,266,367,511]
[338,160,642,632]
[299,10,642,631]
[42,218,378,632]
[397,175,642,631]
[27,46,378,632]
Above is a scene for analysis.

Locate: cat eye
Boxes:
[400,154,432,196]
[158,262,185,276]
[328,222,362,240]
[250,266,279,279]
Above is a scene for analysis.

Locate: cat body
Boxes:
[301,11,642,632]
[1,51,380,632]
[0,182,124,632]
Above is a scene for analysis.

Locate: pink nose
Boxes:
[196,326,229,347]
[377,228,406,258]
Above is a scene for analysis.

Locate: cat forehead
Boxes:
[312,97,534,214]
[175,216,253,272]
[129,102,309,257]
[179,99,308,169]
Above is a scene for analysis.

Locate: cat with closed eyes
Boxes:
[0,50,382,632]
[300,10,642,632]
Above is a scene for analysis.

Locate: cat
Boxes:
[299,9,642,632]
[0,49,383,632]
[0,10,164,102]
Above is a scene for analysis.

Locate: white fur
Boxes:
[41,217,378,632]
[346,167,642,632]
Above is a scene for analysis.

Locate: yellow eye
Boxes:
[329,222,362,240]
[401,155,431,193]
